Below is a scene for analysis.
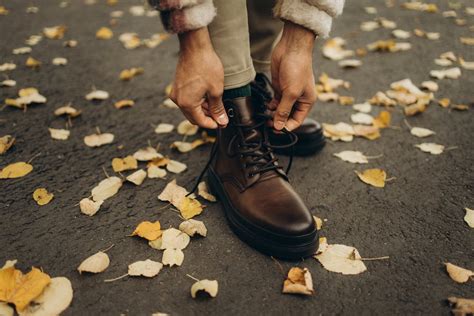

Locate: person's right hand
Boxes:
[170,27,227,129]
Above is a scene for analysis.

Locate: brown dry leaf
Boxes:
[355,168,387,188]
[447,297,474,316]
[0,135,15,154]
[0,267,51,311]
[177,120,199,136]
[54,105,81,117]
[126,169,147,185]
[84,132,114,147]
[128,260,163,277]
[79,198,103,216]
[0,162,33,179]
[114,99,134,109]
[91,176,122,201]
[198,181,216,202]
[445,263,473,283]
[77,252,110,274]
[179,219,207,237]
[18,277,73,316]
[43,25,66,39]
[372,111,391,128]
[48,128,70,140]
[314,244,367,275]
[33,188,54,206]
[282,267,314,296]
[112,156,137,172]
[131,221,162,241]
[190,280,218,299]
[25,57,41,68]
[96,27,113,40]
[119,67,143,81]
[464,208,474,228]
[180,197,204,220]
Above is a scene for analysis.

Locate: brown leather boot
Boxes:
[206,96,319,260]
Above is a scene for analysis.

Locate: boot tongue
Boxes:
[228,97,257,126]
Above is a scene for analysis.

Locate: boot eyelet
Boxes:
[248,173,253,178]
[227,108,234,118]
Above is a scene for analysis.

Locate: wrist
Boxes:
[280,21,316,52]
[178,27,213,53]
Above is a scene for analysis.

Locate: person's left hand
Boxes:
[269,21,317,131]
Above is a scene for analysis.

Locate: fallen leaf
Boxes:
[313,216,323,230]
[447,297,474,316]
[114,99,134,109]
[1,79,16,87]
[322,122,354,142]
[119,67,143,81]
[132,221,162,241]
[158,180,188,207]
[155,123,174,134]
[166,160,187,174]
[369,92,396,107]
[177,120,199,136]
[112,156,137,172]
[415,143,445,155]
[33,188,53,206]
[54,105,81,117]
[334,151,369,164]
[147,166,166,179]
[282,267,314,296]
[78,252,110,274]
[355,168,387,188]
[85,90,109,101]
[459,57,474,70]
[198,182,216,202]
[179,219,207,237]
[160,228,190,250]
[162,248,184,267]
[392,29,411,39]
[445,263,473,283]
[18,277,73,316]
[338,59,362,68]
[84,132,114,147]
[52,57,67,66]
[372,111,391,128]
[0,162,33,179]
[48,128,70,140]
[133,147,162,161]
[128,260,163,277]
[79,198,103,216]
[353,102,372,113]
[464,208,474,228]
[0,63,16,71]
[430,67,461,79]
[0,302,13,316]
[460,37,474,45]
[180,196,203,220]
[119,32,141,49]
[420,81,439,92]
[322,37,354,60]
[315,244,367,275]
[43,25,66,39]
[410,127,435,137]
[26,57,41,68]
[126,169,147,185]
[191,279,218,298]
[0,135,15,154]
[351,112,373,125]
[0,267,51,311]
[171,140,206,153]
[338,96,354,106]
[96,27,113,40]
[91,176,122,201]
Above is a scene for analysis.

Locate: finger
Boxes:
[208,90,228,126]
[188,106,218,129]
[285,102,312,131]
[273,91,298,130]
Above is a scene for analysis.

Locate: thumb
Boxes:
[208,94,228,126]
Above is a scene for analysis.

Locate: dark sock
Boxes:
[222,84,251,100]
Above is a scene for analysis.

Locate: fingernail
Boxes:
[274,121,284,130]
[217,113,228,125]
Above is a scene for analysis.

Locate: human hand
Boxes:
[171,28,227,129]
[270,21,317,131]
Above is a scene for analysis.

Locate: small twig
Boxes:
[271,256,286,276]
[147,139,152,148]
[96,126,101,134]
[28,152,41,164]
[385,177,397,182]
[361,256,390,261]
[102,166,110,178]
[100,244,115,253]
[186,274,200,282]
[403,119,412,130]
[387,125,401,130]
[366,154,383,159]
[104,273,128,283]
[445,146,459,151]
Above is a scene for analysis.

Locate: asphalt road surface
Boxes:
[0,0,473,315]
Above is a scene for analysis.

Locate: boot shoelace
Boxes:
[188,113,297,194]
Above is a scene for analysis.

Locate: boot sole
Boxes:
[207,167,319,260]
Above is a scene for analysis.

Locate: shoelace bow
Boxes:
[188,112,297,194]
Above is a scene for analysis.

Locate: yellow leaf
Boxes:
[33,188,54,206]
[114,99,134,109]
[0,135,15,155]
[131,221,162,241]
[111,156,137,172]
[372,111,391,128]
[25,57,41,68]
[119,67,143,81]
[355,168,387,188]
[179,197,203,220]
[338,96,354,106]
[0,267,51,311]
[96,27,113,40]
[0,162,33,179]
[0,6,9,15]
[43,25,66,39]
[282,267,314,296]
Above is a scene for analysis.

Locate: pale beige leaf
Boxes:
[84,133,114,147]
[415,143,445,155]
[351,113,373,125]
[392,29,411,39]
[410,127,435,138]
[79,198,103,216]
[128,259,163,277]
[177,120,198,136]
[154,123,174,134]
[338,59,362,68]
[160,228,190,250]
[133,147,162,161]
[420,81,439,92]
[334,151,369,164]
[48,128,70,140]
[445,263,473,283]
[313,216,323,230]
[166,160,187,174]
[91,176,122,201]
[464,208,474,228]
[198,181,216,202]
[0,135,15,154]
[85,90,109,101]
[315,244,367,275]
[447,297,474,316]
[18,277,73,316]
[1,79,16,87]
[430,67,461,79]
[126,169,147,185]
[179,219,207,237]
[52,57,67,66]
[191,279,218,298]
[0,302,13,316]
[147,166,166,179]
[352,102,372,113]
[158,179,188,208]
[0,63,16,71]
[322,37,354,60]
[162,248,184,267]
[77,252,110,274]
[54,105,81,117]
[112,156,137,172]
[282,267,314,296]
